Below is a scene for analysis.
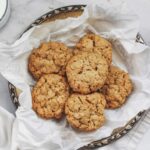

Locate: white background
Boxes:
[0,0,150,149]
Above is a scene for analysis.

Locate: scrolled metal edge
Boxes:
[136,33,145,44]
[23,5,86,34]
[77,110,146,150]
[8,82,20,108]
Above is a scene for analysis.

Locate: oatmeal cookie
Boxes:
[66,51,108,94]
[28,42,73,80]
[75,34,112,65]
[102,66,133,109]
[65,93,106,131]
[32,74,69,119]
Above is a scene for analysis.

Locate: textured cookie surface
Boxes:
[65,93,106,131]
[32,74,69,119]
[76,34,112,65]
[28,42,72,80]
[102,66,133,109]
[66,51,108,94]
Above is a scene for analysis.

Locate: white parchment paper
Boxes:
[0,1,150,150]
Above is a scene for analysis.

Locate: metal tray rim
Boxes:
[8,4,147,150]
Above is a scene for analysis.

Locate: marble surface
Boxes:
[0,0,150,149]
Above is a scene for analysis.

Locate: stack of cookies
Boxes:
[28,34,133,132]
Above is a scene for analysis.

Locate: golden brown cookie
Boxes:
[102,66,133,109]
[75,34,112,65]
[28,42,73,80]
[65,93,106,131]
[66,51,108,94]
[32,74,69,119]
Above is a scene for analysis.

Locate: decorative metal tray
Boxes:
[8,5,147,150]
